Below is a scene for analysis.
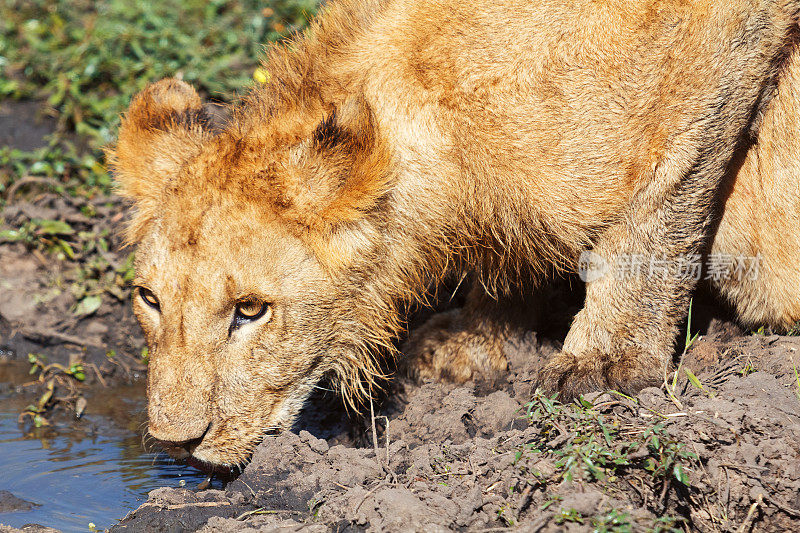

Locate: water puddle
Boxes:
[0,361,208,531]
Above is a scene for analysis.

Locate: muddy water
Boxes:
[0,361,208,532]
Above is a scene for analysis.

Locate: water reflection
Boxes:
[0,363,208,532]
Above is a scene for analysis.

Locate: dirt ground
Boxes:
[96,324,798,533]
[0,199,147,389]
[2,103,800,533]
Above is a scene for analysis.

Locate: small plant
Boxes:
[665,298,704,407]
[591,509,633,533]
[683,367,714,398]
[0,218,76,259]
[0,0,319,195]
[650,515,685,533]
[496,504,515,527]
[28,353,85,381]
[20,353,88,426]
[520,390,697,530]
[307,498,323,518]
[790,355,800,402]
[684,298,700,350]
[539,495,562,512]
[18,378,55,428]
[739,357,757,377]
[139,346,150,366]
[524,392,638,483]
[640,423,697,486]
[554,507,583,525]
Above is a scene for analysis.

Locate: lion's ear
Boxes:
[269,96,394,233]
[108,78,210,209]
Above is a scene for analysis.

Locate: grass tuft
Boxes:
[1,0,318,198]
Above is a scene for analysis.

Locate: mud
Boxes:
[105,324,800,532]
[0,195,147,390]
[0,493,37,514]
[0,101,56,152]
[0,526,58,533]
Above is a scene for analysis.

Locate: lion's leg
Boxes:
[541,151,724,398]
[403,281,539,382]
[538,11,798,397]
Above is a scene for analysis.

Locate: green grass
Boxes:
[0,0,318,198]
[521,392,696,486]
[515,391,693,531]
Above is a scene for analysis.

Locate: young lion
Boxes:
[110,0,800,468]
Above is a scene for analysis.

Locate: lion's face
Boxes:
[133,200,338,467]
[111,78,393,468]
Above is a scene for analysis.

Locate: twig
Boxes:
[369,395,382,469]
[721,465,731,516]
[20,327,105,348]
[31,249,49,267]
[5,176,63,203]
[484,480,502,493]
[521,513,554,533]
[607,390,669,419]
[515,484,534,523]
[239,479,257,500]
[382,415,391,467]
[140,501,230,510]
[621,476,645,507]
[86,362,107,387]
[355,482,386,514]
[761,491,800,518]
[236,507,302,521]
[736,493,762,533]
[657,476,671,513]
[717,464,800,517]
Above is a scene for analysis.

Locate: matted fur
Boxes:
[110,0,800,467]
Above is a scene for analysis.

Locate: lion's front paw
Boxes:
[539,349,661,400]
[538,352,607,400]
[403,310,508,382]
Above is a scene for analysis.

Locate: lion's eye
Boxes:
[138,287,161,311]
[231,300,271,330]
[236,301,266,318]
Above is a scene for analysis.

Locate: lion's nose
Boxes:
[151,422,211,459]
[149,417,211,449]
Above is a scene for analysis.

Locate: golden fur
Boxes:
[711,45,800,329]
[110,0,800,467]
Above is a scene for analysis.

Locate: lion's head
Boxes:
[109,78,398,469]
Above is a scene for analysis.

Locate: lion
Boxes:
[109,0,800,469]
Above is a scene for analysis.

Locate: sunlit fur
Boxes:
[711,44,800,329]
[109,0,800,466]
